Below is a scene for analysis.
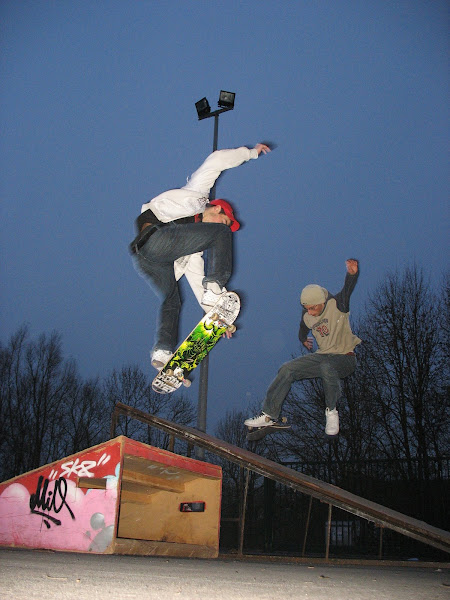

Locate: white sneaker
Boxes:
[244,412,275,428]
[201,282,227,310]
[325,408,339,435]
[151,348,172,370]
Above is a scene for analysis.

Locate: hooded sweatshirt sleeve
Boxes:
[141,147,259,222]
[334,270,360,313]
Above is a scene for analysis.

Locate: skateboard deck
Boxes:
[246,418,290,442]
[152,291,240,394]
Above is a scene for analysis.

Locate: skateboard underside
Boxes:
[246,421,290,442]
[152,292,240,394]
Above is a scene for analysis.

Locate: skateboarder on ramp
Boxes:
[245,259,361,440]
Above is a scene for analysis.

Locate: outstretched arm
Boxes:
[184,143,271,195]
[335,258,360,312]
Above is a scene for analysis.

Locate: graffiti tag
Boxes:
[29,476,75,529]
[49,453,111,480]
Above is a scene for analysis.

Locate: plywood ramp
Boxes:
[0,436,222,558]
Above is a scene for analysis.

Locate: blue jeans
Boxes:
[262,353,357,418]
[135,222,232,352]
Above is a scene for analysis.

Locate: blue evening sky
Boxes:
[1,1,448,431]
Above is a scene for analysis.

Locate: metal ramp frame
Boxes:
[111,402,450,555]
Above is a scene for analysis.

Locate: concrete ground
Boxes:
[0,548,449,600]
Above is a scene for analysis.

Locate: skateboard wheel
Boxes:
[166,369,174,377]
[227,324,236,333]
[281,417,288,423]
[182,378,191,388]
[211,312,219,321]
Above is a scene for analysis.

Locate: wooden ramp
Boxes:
[111,402,450,555]
[0,436,222,558]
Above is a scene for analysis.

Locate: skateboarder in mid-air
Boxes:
[130,143,271,369]
[245,259,361,437]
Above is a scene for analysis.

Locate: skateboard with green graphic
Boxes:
[152,291,240,394]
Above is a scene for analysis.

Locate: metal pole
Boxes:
[302,496,313,557]
[378,526,384,559]
[238,468,250,556]
[325,503,333,560]
[196,113,219,459]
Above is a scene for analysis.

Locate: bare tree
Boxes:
[102,365,195,452]
[0,326,81,480]
[212,408,250,490]
[59,376,105,457]
[0,326,30,478]
[438,271,450,455]
[358,265,448,477]
[0,325,198,482]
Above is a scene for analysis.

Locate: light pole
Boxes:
[195,91,235,457]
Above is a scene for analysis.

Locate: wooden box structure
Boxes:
[0,436,222,558]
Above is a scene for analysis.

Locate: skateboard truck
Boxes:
[209,313,236,333]
[165,366,191,387]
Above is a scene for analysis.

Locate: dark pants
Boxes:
[262,353,357,418]
[135,222,232,352]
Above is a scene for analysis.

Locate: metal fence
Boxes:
[219,456,450,560]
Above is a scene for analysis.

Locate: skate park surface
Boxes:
[1,547,449,600]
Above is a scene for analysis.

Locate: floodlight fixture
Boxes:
[195,97,211,119]
[218,90,235,109]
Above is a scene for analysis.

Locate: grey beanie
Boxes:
[300,284,328,306]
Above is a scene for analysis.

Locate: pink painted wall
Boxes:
[0,440,121,553]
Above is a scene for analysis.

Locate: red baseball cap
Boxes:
[210,199,240,232]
